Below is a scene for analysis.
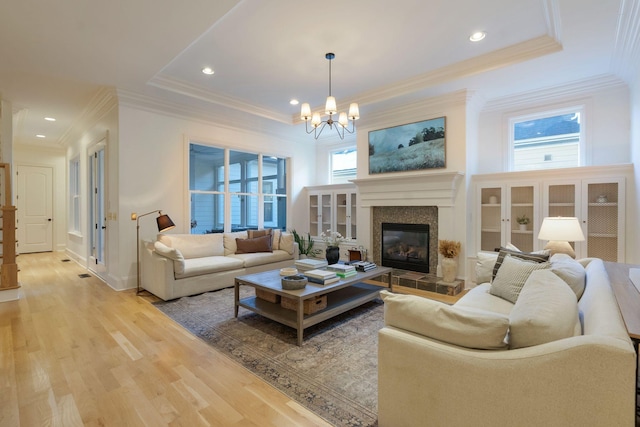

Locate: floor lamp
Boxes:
[132,210,175,294]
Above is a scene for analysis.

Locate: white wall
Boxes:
[115,104,316,290]
[475,81,631,174]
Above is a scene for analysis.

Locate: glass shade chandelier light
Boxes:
[300,52,359,140]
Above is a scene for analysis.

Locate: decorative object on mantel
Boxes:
[438,239,461,283]
[300,52,359,140]
[322,229,345,264]
[538,216,585,258]
[516,214,530,231]
[290,229,320,259]
[368,116,446,174]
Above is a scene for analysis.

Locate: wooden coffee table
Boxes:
[234,266,392,345]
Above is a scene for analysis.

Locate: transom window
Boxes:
[331,147,357,184]
[189,143,287,233]
[509,107,584,171]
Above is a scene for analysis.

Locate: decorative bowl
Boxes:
[281,275,307,290]
[280,267,298,276]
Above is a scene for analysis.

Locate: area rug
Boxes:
[153,286,383,427]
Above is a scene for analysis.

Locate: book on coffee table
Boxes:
[295,258,329,271]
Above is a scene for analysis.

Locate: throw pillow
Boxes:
[550,253,586,300]
[509,269,580,349]
[154,241,185,275]
[235,235,273,254]
[248,228,272,239]
[279,232,295,255]
[380,291,509,350]
[492,247,550,280]
[490,254,551,303]
[475,252,498,284]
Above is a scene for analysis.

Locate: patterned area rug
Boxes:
[153,286,382,427]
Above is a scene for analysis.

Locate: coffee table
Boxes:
[234,266,392,345]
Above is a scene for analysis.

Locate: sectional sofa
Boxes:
[378,251,636,426]
[140,229,298,300]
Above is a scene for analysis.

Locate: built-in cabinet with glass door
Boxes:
[475,166,628,262]
[543,178,625,261]
[478,183,538,253]
[307,184,357,241]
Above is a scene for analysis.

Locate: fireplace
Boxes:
[381,223,430,273]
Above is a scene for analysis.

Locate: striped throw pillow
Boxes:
[492,247,550,280]
[490,254,551,303]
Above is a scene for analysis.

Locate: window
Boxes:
[509,107,584,171]
[189,143,287,233]
[69,157,81,233]
[331,147,357,183]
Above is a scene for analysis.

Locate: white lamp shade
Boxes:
[325,96,337,115]
[538,217,585,242]
[311,112,321,127]
[300,103,311,120]
[348,103,360,120]
[338,112,348,127]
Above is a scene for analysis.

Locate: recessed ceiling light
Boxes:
[202,67,214,75]
[44,117,56,122]
[36,134,45,138]
[469,31,486,42]
[290,99,299,105]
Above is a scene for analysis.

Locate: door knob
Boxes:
[48,218,52,222]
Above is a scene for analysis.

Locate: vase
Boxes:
[441,257,457,283]
[326,246,340,265]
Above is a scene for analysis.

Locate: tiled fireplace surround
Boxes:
[353,172,465,280]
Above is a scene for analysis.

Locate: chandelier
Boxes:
[300,52,360,140]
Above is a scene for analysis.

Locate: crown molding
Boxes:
[116,89,301,144]
[481,74,627,112]
[147,75,293,125]
[543,0,562,42]
[59,87,118,147]
[612,0,640,84]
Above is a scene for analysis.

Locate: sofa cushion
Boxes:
[550,253,586,300]
[223,231,248,255]
[229,249,293,267]
[175,256,244,279]
[235,235,273,254]
[492,247,550,280]
[154,240,186,275]
[509,269,580,349]
[380,291,509,350]
[279,232,295,255]
[272,229,282,250]
[454,283,514,316]
[158,233,224,259]
[490,254,551,303]
[475,252,498,284]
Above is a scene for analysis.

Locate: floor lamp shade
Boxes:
[538,216,585,258]
[157,214,175,232]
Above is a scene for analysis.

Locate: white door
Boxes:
[88,145,107,275]
[17,165,53,253]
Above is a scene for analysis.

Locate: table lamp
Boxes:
[537,216,585,258]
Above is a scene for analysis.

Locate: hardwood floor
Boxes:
[0,252,332,427]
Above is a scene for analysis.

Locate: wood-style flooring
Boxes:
[0,252,332,427]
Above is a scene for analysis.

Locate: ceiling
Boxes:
[0,0,635,148]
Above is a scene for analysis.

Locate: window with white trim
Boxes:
[509,107,584,171]
[331,147,357,184]
[188,143,287,233]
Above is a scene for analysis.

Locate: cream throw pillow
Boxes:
[279,232,295,255]
[154,241,185,275]
[509,269,580,349]
[381,291,509,350]
[475,252,498,284]
[550,253,586,300]
[490,255,550,303]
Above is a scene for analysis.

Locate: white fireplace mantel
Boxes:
[351,172,464,207]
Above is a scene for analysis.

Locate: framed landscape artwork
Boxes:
[368,116,446,174]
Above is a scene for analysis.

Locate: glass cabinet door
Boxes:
[509,185,535,252]
[584,181,619,261]
[309,193,320,236]
[479,186,503,252]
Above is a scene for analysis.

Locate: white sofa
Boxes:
[141,230,298,300]
[378,253,636,427]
